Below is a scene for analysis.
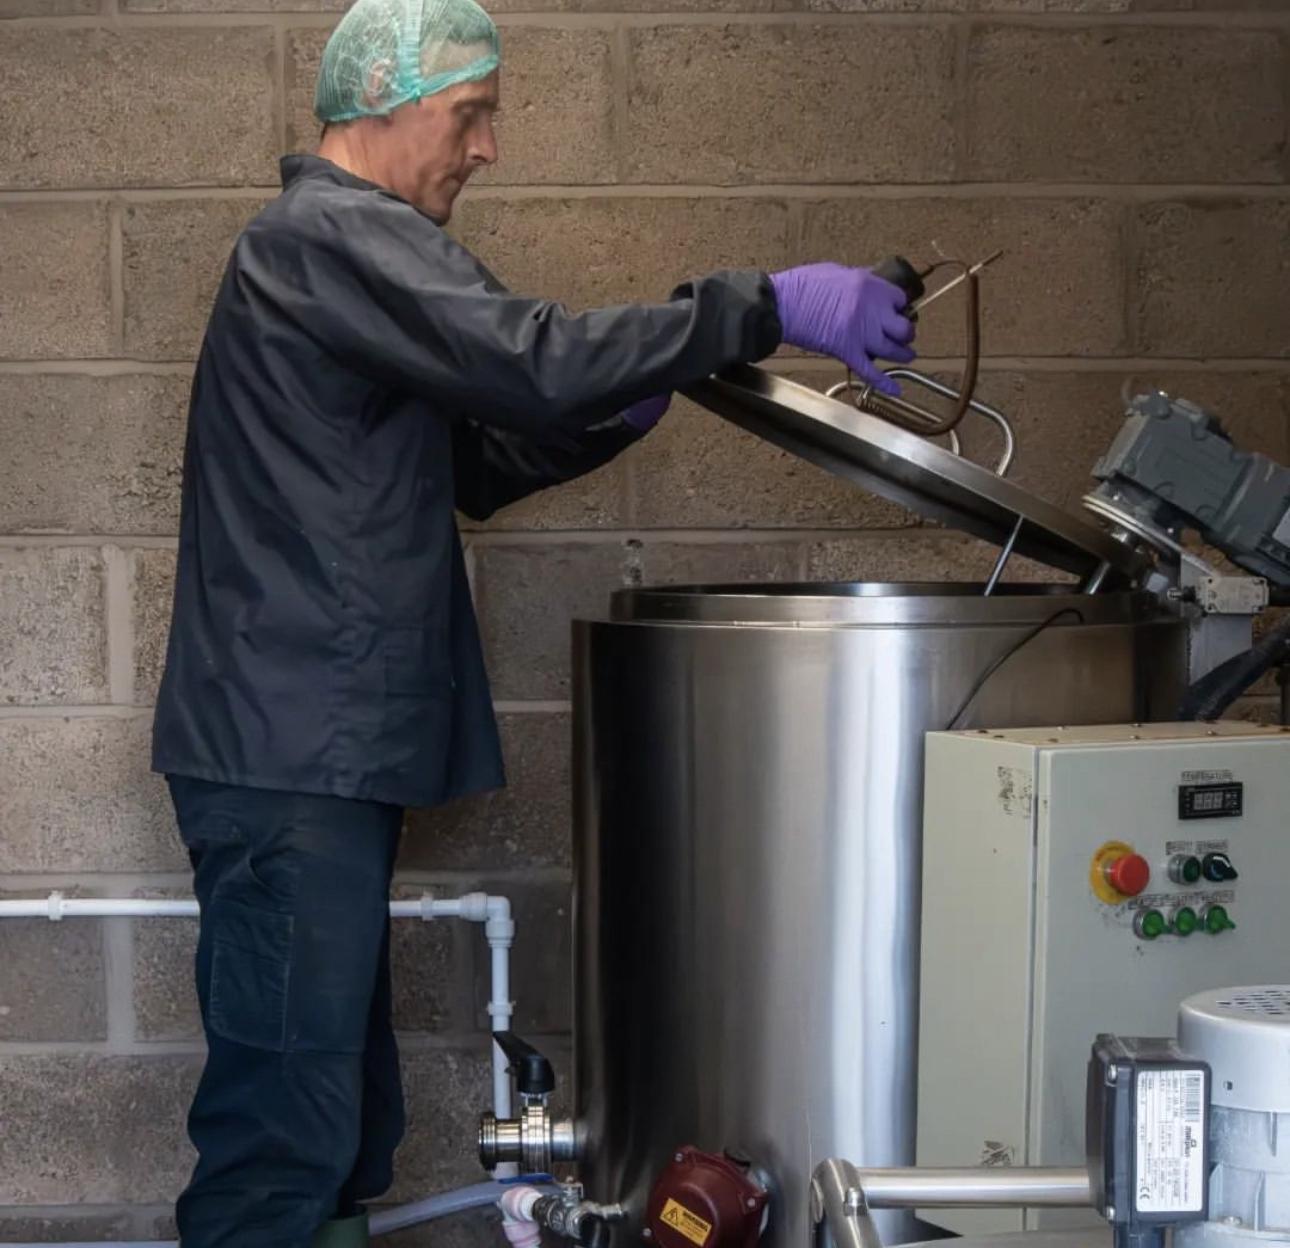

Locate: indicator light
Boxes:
[1170,906,1198,937]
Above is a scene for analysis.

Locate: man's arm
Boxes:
[451,411,642,522]
[240,188,781,439]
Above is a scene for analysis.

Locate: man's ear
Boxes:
[363,59,395,111]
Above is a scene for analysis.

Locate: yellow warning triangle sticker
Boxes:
[660,1198,713,1248]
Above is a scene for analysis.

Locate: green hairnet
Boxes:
[314,0,501,124]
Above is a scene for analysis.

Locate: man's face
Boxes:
[381,72,500,223]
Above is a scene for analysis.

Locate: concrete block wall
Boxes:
[0,0,1287,1238]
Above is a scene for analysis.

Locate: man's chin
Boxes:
[425,190,460,226]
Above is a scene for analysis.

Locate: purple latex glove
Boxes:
[622,393,672,433]
[769,263,916,397]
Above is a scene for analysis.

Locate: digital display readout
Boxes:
[1178,782,1243,820]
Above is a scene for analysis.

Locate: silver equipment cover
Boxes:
[686,366,1145,584]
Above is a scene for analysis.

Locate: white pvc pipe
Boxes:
[0,897,199,918]
[491,940,514,1118]
[0,892,517,1123]
[484,896,518,1181]
[0,893,501,924]
[487,899,516,1116]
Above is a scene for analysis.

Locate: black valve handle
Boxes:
[871,255,926,317]
[493,1031,556,1097]
[579,1214,611,1248]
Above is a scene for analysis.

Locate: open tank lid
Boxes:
[685,366,1145,585]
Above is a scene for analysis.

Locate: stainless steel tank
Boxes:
[568,368,1183,1248]
[572,583,1184,1248]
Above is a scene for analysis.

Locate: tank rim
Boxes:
[603,583,1169,627]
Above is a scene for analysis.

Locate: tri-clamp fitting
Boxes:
[478,1032,578,1173]
[479,1102,579,1173]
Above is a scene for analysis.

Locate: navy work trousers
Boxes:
[167,776,405,1248]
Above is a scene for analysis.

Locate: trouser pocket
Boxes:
[173,777,400,1056]
[208,896,294,1051]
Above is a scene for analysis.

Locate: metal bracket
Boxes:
[1175,554,1265,685]
[1193,575,1268,617]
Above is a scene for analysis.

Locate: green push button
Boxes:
[1204,905,1236,935]
[1169,855,1202,885]
[1171,906,1198,937]
[1135,909,1167,941]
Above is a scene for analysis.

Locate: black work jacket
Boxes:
[151,155,782,808]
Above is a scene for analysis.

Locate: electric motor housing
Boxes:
[1176,987,1290,1248]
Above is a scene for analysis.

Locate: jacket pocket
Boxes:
[382,625,452,697]
[208,896,293,1051]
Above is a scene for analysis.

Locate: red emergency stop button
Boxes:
[1104,853,1150,898]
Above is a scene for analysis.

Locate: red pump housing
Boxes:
[645,1146,768,1248]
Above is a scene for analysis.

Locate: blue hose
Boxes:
[7,1179,539,1246]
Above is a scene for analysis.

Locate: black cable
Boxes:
[945,606,1086,731]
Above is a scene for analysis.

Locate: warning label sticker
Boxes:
[1135,1069,1206,1214]
[660,1199,713,1247]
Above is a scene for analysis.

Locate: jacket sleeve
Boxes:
[451,412,642,522]
[237,189,782,439]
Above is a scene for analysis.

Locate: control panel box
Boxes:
[916,723,1290,1235]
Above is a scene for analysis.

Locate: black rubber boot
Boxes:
[312,1208,370,1248]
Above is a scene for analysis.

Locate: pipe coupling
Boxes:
[534,1193,627,1248]
[480,1105,578,1173]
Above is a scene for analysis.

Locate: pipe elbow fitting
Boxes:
[502,1218,543,1248]
[499,1185,545,1223]
[485,896,514,942]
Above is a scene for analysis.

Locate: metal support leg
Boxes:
[1082,561,1112,595]
[984,517,1023,597]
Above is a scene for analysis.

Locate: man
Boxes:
[151,0,916,1244]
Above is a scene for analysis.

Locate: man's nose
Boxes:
[470,121,498,167]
